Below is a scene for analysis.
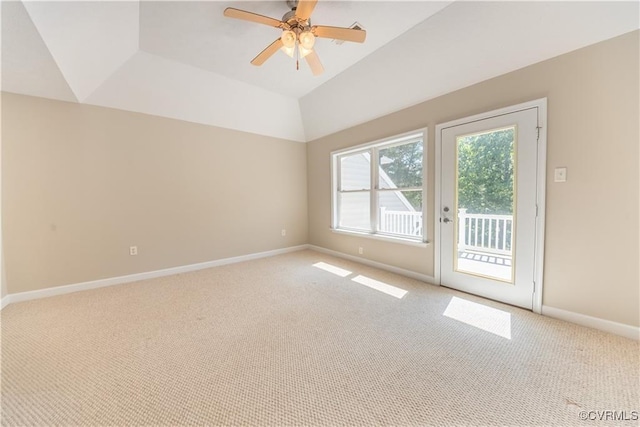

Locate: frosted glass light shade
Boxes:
[299,31,315,50]
[281,45,296,58]
[280,30,296,48]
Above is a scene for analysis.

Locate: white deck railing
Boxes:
[458,209,513,255]
[378,209,513,253]
[379,208,422,237]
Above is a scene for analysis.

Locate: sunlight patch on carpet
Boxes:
[443,296,511,339]
[352,275,408,299]
[313,262,352,277]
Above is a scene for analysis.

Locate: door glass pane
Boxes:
[340,152,371,191]
[339,192,371,231]
[455,127,516,283]
[378,190,423,238]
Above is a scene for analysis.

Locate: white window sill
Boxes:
[330,228,430,247]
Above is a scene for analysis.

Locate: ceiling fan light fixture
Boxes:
[281,30,297,48]
[224,1,366,75]
[281,44,296,58]
[299,30,315,49]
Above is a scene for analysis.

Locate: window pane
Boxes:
[378,190,423,237]
[340,152,371,191]
[378,141,423,189]
[338,192,371,231]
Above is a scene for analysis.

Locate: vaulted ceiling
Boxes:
[2,1,639,142]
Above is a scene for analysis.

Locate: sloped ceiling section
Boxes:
[300,1,640,141]
[1,1,76,102]
[3,0,308,141]
[85,51,305,141]
[22,1,139,103]
[2,1,639,142]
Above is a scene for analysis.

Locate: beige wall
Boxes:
[2,93,308,294]
[307,31,639,327]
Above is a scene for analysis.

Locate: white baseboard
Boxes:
[308,244,437,285]
[542,305,639,341]
[3,245,309,308]
[1,294,11,310]
[5,245,636,342]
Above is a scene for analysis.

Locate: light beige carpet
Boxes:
[1,250,638,426]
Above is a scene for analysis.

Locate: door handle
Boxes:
[443,217,452,223]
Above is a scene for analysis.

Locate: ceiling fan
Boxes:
[223,0,366,76]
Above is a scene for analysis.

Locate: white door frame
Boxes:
[434,99,547,314]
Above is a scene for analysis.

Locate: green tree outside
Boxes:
[378,141,423,209]
[457,128,515,215]
[375,131,514,215]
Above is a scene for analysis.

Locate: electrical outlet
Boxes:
[281,229,287,237]
[358,247,363,255]
[129,246,138,256]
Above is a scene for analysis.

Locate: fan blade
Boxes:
[224,8,283,28]
[313,25,366,43]
[251,38,284,66]
[295,0,317,21]
[305,50,324,76]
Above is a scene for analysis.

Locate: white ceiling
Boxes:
[2,1,639,142]
[139,1,451,97]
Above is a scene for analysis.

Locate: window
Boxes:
[332,131,425,242]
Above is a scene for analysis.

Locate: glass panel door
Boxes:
[439,107,540,310]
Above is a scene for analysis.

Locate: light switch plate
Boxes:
[554,167,567,182]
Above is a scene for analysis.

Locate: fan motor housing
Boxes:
[282,9,310,29]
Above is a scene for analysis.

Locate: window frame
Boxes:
[331,128,427,244]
